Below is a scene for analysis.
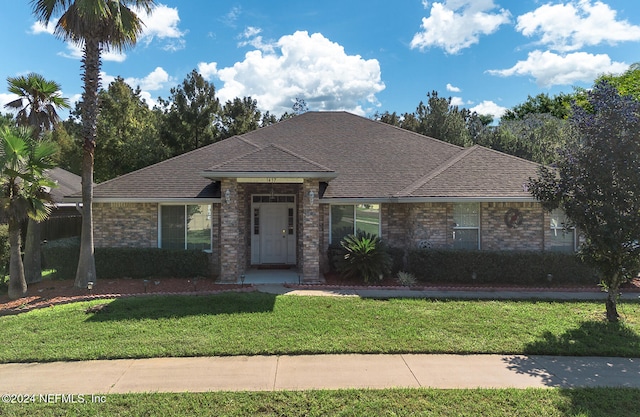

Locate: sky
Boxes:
[1,0,639,122]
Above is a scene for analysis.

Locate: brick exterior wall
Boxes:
[94,203,158,248]
[220,178,240,282]
[481,202,545,251]
[301,179,321,282]
[381,201,549,251]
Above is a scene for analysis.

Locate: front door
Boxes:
[251,196,296,265]
[260,204,289,264]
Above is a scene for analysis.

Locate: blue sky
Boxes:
[2,0,639,121]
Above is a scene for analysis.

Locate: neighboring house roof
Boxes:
[74,111,541,202]
[47,167,82,204]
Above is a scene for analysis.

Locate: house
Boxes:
[43,168,82,240]
[69,112,575,283]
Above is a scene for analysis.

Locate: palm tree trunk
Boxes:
[24,219,42,284]
[74,38,99,289]
[7,219,27,300]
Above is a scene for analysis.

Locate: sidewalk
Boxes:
[1,354,639,394]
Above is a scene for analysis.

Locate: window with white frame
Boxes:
[160,204,212,251]
[549,209,575,252]
[452,203,480,250]
[330,204,380,244]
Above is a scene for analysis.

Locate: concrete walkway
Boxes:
[256,283,640,301]
[1,354,639,394]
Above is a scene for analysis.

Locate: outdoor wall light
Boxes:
[87,281,94,292]
[308,189,315,205]
[224,189,231,204]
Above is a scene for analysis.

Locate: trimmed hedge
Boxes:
[42,238,210,280]
[407,249,599,286]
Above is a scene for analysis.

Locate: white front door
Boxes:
[261,204,289,264]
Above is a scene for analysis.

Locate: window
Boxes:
[452,203,480,250]
[160,204,211,251]
[330,204,380,244]
[549,209,575,252]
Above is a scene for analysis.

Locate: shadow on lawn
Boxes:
[504,320,640,415]
[85,292,277,322]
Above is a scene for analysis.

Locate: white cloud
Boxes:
[488,50,628,87]
[411,0,511,54]
[238,26,274,52]
[516,0,640,52]
[450,96,465,106]
[446,83,461,92]
[470,100,506,119]
[197,62,219,80]
[221,6,242,28]
[0,93,18,110]
[200,31,385,116]
[137,3,186,51]
[30,21,56,35]
[124,67,171,91]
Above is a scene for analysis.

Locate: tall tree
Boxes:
[528,81,640,322]
[219,97,261,139]
[32,0,156,289]
[502,93,574,121]
[158,69,219,156]
[0,127,58,299]
[94,77,165,181]
[477,113,572,165]
[4,73,69,284]
[597,63,640,101]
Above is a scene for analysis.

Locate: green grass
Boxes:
[1,293,639,362]
[1,388,640,417]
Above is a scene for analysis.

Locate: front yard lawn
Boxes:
[1,388,640,417]
[1,293,638,362]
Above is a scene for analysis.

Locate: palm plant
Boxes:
[31,0,156,288]
[0,127,58,299]
[335,232,392,283]
[5,73,69,284]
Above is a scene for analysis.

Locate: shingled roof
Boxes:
[81,111,540,202]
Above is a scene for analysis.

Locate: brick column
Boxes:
[301,179,321,283]
[220,178,240,282]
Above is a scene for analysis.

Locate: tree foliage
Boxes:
[528,81,640,322]
[93,77,166,181]
[501,93,574,121]
[0,127,58,299]
[158,69,219,156]
[219,97,261,139]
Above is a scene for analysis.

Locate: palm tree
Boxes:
[5,73,69,138]
[31,0,156,288]
[5,73,70,284]
[0,127,58,299]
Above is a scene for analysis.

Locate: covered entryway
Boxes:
[251,195,296,265]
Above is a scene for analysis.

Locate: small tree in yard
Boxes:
[528,81,640,322]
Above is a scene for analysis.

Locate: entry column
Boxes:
[301,179,321,283]
[220,178,241,282]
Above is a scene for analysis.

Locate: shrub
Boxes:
[397,271,417,286]
[42,239,211,280]
[334,232,392,283]
[406,248,599,286]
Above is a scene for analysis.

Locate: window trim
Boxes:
[329,203,381,244]
[549,209,577,252]
[158,203,213,252]
[452,202,481,250]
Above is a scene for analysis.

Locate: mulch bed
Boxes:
[0,277,252,317]
[1,275,639,317]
